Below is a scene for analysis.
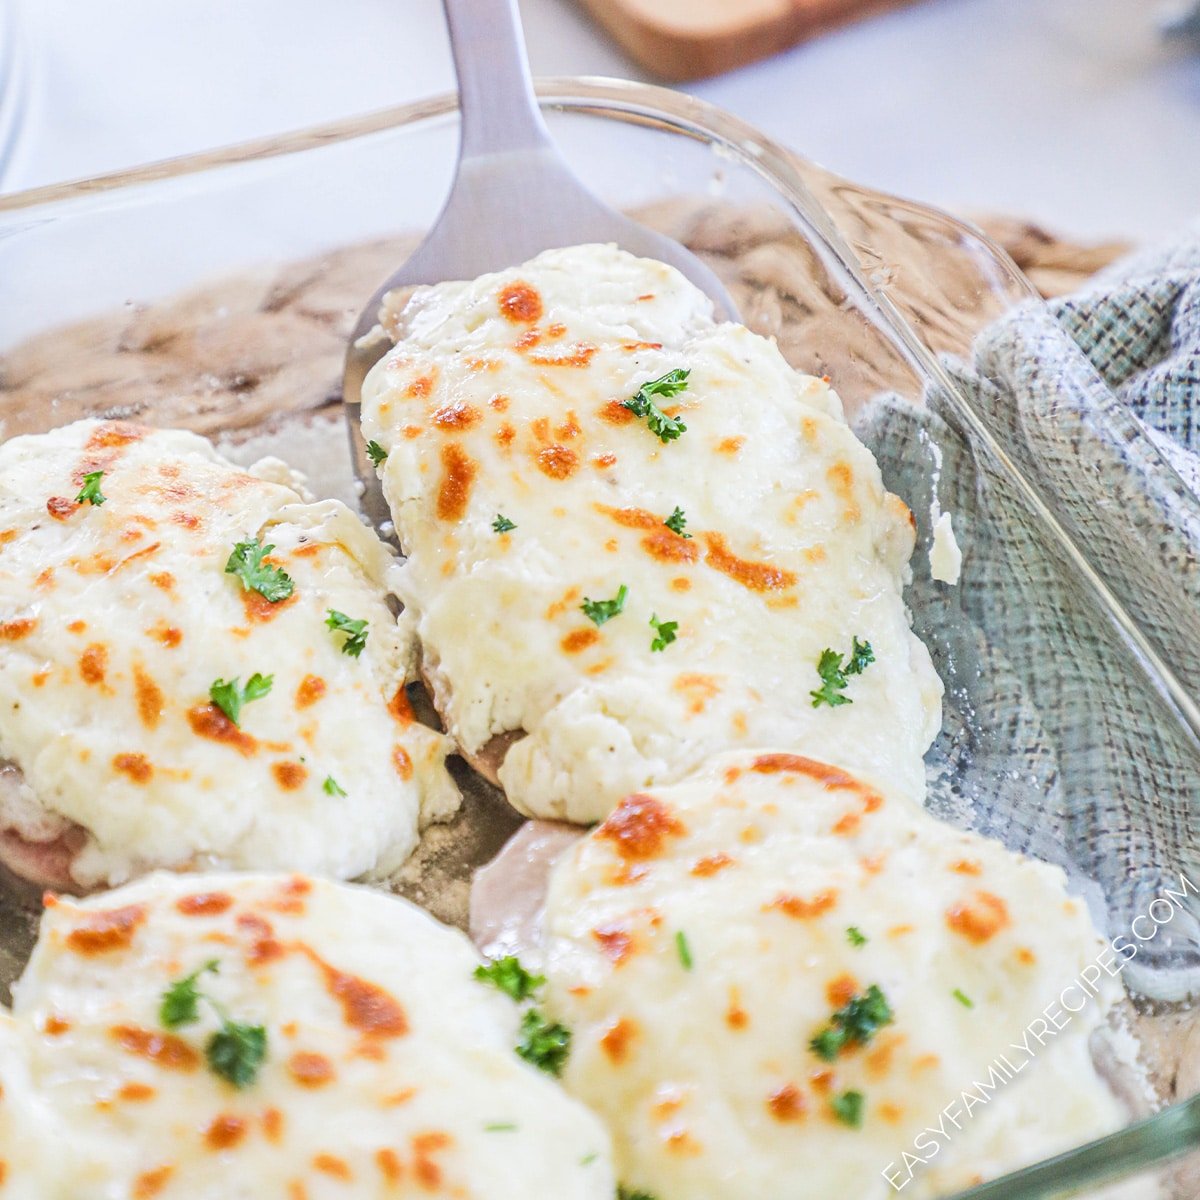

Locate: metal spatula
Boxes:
[342,0,737,529]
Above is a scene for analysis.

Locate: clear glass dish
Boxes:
[1,77,1198,1199]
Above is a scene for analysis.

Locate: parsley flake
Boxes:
[675,931,694,970]
[492,514,517,534]
[810,638,875,708]
[618,1189,659,1200]
[809,984,894,1062]
[831,1089,865,1129]
[515,1009,571,1076]
[325,610,368,658]
[75,470,107,506]
[160,960,219,1029]
[581,584,628,627]
[664,506,691,538]
[206,1020,268,1089]
[365,440,388,467]
[209,673,273,726]
[224,538,294,603]
[484,1122,518,1132]
[623,369,690,443]
[846,926,868,948]
[474,956,545,1003]
[649,613,678,652]
[323,775,346,797]
[952,988,975,1009]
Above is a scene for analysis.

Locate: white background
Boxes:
[2,0,1198,242]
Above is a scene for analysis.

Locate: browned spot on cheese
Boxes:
[272,761,308,791]
[133,666,165,729]
[262,1108,285,1143]
[111,1025,199,1070]
[392,745,413,781]
[597,794,685,861]
[866,1032,904,1078]
[432,401,481,431]
[1016,946,1037,965]
[832,812,861,836]
[187,704,257,755]
[67,905,147,955]
[495,422,516,449]
[561,628,600,654]
[295,675,326,709]
[671,577,691,592]
[305,950,408,1039]
[289,1051,335,1088]
[117,1082,156,1102]
[0,530,16,547]
[286,1181,306,1200]
[666,1130,702,1156]
[435,443,476,521]
[593,452,618,469]
[751,753,882,802]
[489,393,509,411]
[950,859,983,876]
[498,282,542,323]
[726,988,749,1030]
[313,1154,353,1181]
[46,496,79,521]
[401,424,423,440]
[236,913,284,965]
[599,398,637,425]
[597,504,660,530]
[717,436,745,454]
[861,854,887,875]
[768,1084,806,1121]
[591,924,634,965]
[177,892,234,917]
[622,339,663,351]
[413,1132,451,1189]
[0,618,35,641]
[148,621,182,648]
[827,461,862,522]
[382,1087,418,1107]
[536,444,578,479]
[88,422,145,450]
[691,852,734,877]
[703,532,796,592]
[133,1166,174,1198]
[515,328,541,351]
[66,619,86,634]
[673,673,719,715]
[766,889,839,920]
[376,1148,403,1184]
[826,973,860,1007]
[641,529,699,563]
[149,571,174,591]
[809,1069,834,1095]
[599,1017,638,1063]
[240,585,296,624]
[529,343,597,368]
[31,668,49,688]
[879,1101,904,1123]
[888,924,915,938]
[947,891,1011,944]
[545,587,582,619]
[388,687,414,726]
[205,1113,248,1150]
[43,1014,70,1036]
[35,566,54,590]
[113,753,153,784]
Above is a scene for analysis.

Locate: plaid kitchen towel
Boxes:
[857,223,1200,1002]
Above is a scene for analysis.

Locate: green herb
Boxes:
[474,956,546,1003]
[831,1090,865,1129]
[809,984,894,1062]
[675,931,693,970]
[75,470,107,506]
[515,1009,571,1076]
[206,1020,268,1089]
[847,926,868,948]
[484,1122,518,1132]
[649,614,678,652]
[581,584,628,627]
[492,514,517,534]
[224,538,295,603]
[209,673,272,726]
[810,638,875,708]
[623,369,690,443]
[323,775,346,797]
[952,988,974,1009]
[581,1153,599,1166]
[618,1189,658,1200]
[366,440,388,467]
[664,506,691,538]
[325,610,368,658]
[160,960,219,1029]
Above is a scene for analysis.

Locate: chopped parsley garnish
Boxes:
[846,926,868,948]
[618,1189,658,1200]
[323,775,346,797]
[224,538,295,603]
[159,961,268,1089]
[160,959,219,1028]
[581,1153,599,1166]
[623,368,690,443]
[75,470,107,506]
[206,1020,268,1089]
[810,637,875,708]
[209,673,273,726]
[515,1009,571,1076]
[649,613,678,652]
[325,609,368,658]
[675,931,693,970]
[831,1089,865,1129]
[581,584,628,627]
[809,984,894,1062]
[365,440,388,467]
[664,506,691,538]
[484,1122,518,1132]
[952,988,974,1009]
[492,514,517,534]
[474,956,545,1003]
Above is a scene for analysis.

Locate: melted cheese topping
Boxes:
[361,245,942,823]
[542,751,1124,1199]
[0,420,458,886]
[9,871,613,1198]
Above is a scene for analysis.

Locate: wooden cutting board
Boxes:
[576,0,921,81]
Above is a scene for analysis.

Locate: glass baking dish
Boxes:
[1,77,1198,1199]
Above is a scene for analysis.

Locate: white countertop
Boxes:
[2,0,1197,242]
